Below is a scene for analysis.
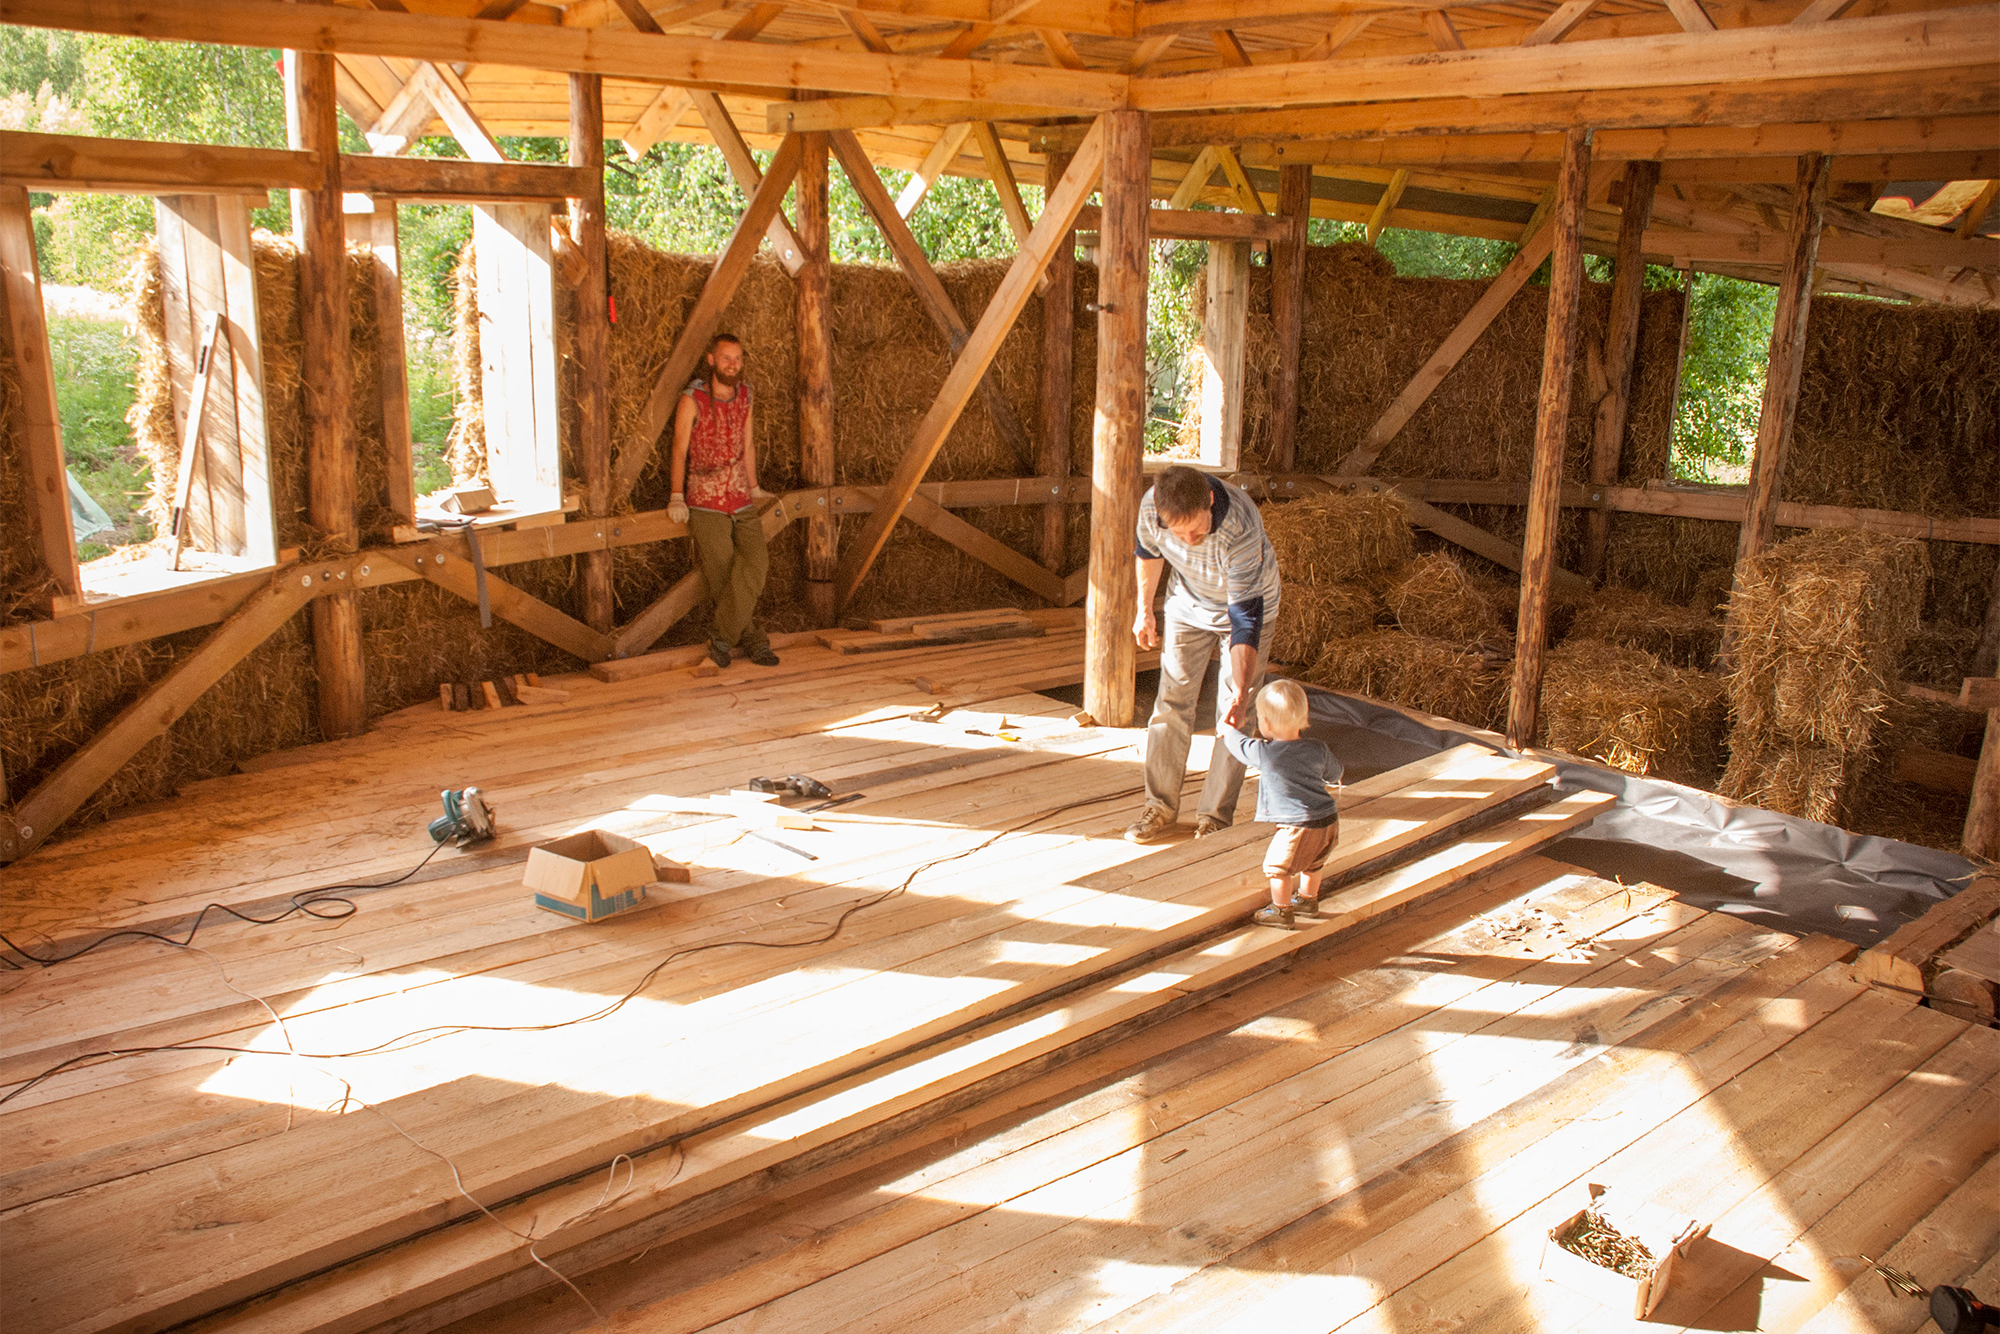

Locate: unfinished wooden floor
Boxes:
[2,627,1993,1334]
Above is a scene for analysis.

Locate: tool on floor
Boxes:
[803,792,865,814]
[908,702,949,723]
[745,829,818,860]
[428,787,496,847]
[747,774,833,800]
[1860,1257,1997,1333]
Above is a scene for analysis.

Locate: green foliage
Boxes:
[1671,272,1776,481]
[45,313,150,547]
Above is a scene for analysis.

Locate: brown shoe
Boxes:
[1192,814,1229,839]
[1290,894,1323,919]
[1252,904,1297,931]
[1123,804,1177,844]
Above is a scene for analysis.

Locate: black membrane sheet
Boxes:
[1301,686,1978,949]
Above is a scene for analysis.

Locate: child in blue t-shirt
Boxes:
[1216,678,1343,931]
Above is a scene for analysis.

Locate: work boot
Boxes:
[708,639,732,670]
[1252,904,1297,931]
[750,645,781,667]
[1290,894,1323,919]
[1123,804,1177,844]
[1192,814,1229,838]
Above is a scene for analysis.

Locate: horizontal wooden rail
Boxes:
[338,155,597,202]
[1072,203,1291,243]
[0,130,319,194]
[3,473,1987,678]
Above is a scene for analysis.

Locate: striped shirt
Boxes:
[1136,475,1282,648]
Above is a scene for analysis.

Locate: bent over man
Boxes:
[1125,464,1283,844]
[668,334,779,669]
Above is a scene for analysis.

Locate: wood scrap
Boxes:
[480,680,503,710]
[1854,872,2000,1000]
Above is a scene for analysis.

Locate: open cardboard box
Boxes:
[1540,1185,1709,1319]
[526,829,689,923]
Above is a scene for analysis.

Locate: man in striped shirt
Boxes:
[1125,465,1284,844]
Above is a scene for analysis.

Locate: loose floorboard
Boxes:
[5,634,1990,1334]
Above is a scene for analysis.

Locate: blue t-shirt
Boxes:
[1217,721,1341,828]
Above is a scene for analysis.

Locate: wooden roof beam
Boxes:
[1,130,320,193]
[1122,69,2000,150]
[1232,117,1999,171]
[1126,8,1999,113]
[11,0,1126,112]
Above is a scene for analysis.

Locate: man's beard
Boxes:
[710,366,741,387]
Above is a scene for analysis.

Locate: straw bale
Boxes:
[1269,583,1382,665]
[1719,742,1863,827]
[1303,629,1507,728]
[1383,552,1502,643]
[1604,514,1741,608]
[1537,639,1727,786]
[1725,528,1929,753]
[1568,588,1723,670]
[1897,625,1978,692]
[1846,778,1969,854]
[1260,492,1414,588]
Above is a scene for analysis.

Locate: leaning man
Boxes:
[1125,464,1282,843]
[668,333,779,669]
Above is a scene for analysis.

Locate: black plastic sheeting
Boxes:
[1302,685,1980,950]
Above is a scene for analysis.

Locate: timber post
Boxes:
[1268,164,1311,471]
[1584,158,1659,583]
[1084,111,1149,729]
[1040,147,1076,574]
[569,73,615,635]
[1507,127,1592,751]
[1733,154,1831,579]
[797,126,837,626]
[287,47,365,739]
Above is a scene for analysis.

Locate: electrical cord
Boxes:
[0,786,1143,1107]
[0,839,452,969]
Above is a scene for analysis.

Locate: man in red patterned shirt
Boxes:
[668,334,779,669]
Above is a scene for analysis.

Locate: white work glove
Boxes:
[1133,608,1160,651]
[668,493,689,524]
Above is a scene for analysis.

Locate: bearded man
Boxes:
[668,333,779,669]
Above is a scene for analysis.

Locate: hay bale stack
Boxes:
[1260,492,1414,588]
[1568,588,1724,670]
[1538,640,1728,786]
[1898,625,1977,692]
[0,286,59,624]
[1304,629,1507,728]
[1719,528,1930,824]
[1269,584,1381,665]
[1383,553,1503,643]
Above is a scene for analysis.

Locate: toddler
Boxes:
[1216,678,1343,930]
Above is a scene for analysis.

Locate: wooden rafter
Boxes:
[622,85,694,158]
[971,121,1034,244]
[828,128,1039,471]
[610,133,805,504]
[1521,0,1602,46]
[1365,167,1408,243]
[690,90,806,273]
[1166,145,1220,210]
[836,116,1107,604]
[896,122,973,216]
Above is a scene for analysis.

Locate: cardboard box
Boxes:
[525,829,657,923]
[441,485,497,514]
[1540,1186,1707,1318]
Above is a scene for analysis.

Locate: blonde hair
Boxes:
[1256,678,1310,734]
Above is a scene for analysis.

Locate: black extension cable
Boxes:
[0,787,1144,1107]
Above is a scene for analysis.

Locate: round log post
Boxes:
[1583,158,1659,583]
[1084,111,1150,729]
[287,48,363,739]
[797,129,837,626]
[569,73,615,635]
[1267,164,1311,472]
[1507,127,1592,751]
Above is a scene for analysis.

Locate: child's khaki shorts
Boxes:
[1262,820,1339,878]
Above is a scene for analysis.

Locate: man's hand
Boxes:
[1222,690,1250,730]
[668,493,689,524]
[1133,609,1160,651]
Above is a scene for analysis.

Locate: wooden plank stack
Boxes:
[438,672,569,710]
[1856,872,2000,1022]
